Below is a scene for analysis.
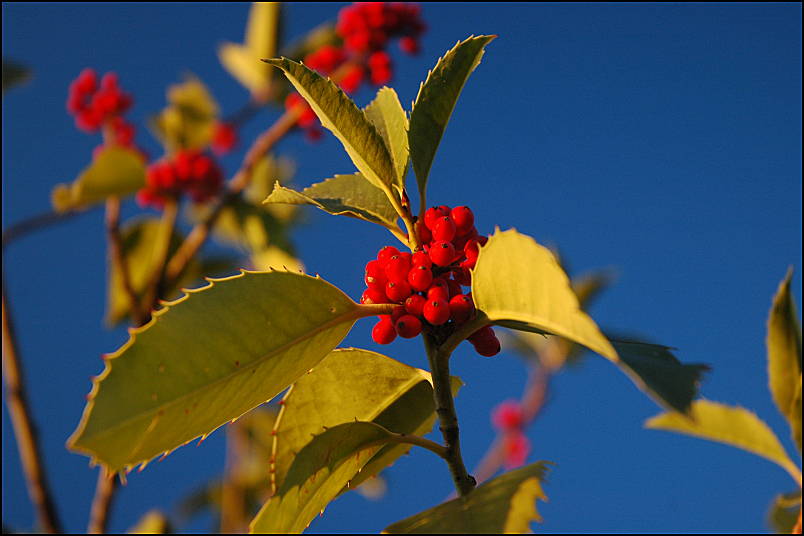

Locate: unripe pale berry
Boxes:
[449,294,475,324]
[395,315,423,338]
[408,265,433,292]
[429,241,456,267]
[372,316,397,344]
[432,216,456,242]
[451,206,475,235]
[386,280,412,303]
[423,298,450,325]
[404,294,426,316]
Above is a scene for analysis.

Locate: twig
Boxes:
[87,469,117,534]
[142,200,179,316]
[424,335,476,496]
[105,198,146,326]
[2,209,83,249]
[2,278,62,533]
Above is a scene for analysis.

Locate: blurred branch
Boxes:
[2,209,83,249]
[87,470,117,534]
[105,198,146,326]
[2,278,62,533]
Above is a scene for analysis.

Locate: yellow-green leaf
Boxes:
[150,75,219,153]
[646,400,802,484]
[791,376,802,453]
[219,2,281,94]
[68,271,373,473]
[767,268,802,425]
[383,463,550,534]
[51,147,146,212]
[767,490,801,534]
[264,174,399,228]
[269,348,460,494]
[472,229,617,361]
[127,510,170,534]
[252,421,401,533]
[364,87,409,192]
[408,35,495,208]
[263,58,398,199]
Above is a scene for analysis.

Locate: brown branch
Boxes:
[2,279,62,533]
[2,209,83,249]
[105,198,146,326]
[87,469,117,534]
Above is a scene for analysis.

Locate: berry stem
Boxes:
[424,334,476,497]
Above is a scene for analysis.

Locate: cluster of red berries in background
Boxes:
[285,2,425,141]
[492,400,531,469]
[137,150,224,209]
[211,121,238,156]
[363,205,501,357]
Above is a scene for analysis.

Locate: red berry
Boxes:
[391,305,407,323]
[426,278,450,301]
[408,265,433,292]
[433,216,457,242]
[365,260,387,289]
[423,298,451,326]
[372,316,397,345]
[492,401,525,430]
[339,65,364,94]
[386,280,412,303]
[502,432,530,469]
[449,294,475,323]
[377,246,400,264]
[411,251,432,268]
[395,314,422,338]
[468,325,495,344]
[399,36,420,55]
[212,122,237,155]
[416,220,432,243]
[385,254,411,283]
[473,335,501,357]
[424,206,449,230]
[404,294,426,316]
[362,287,387,304]
[451,206,475,235]
[429,241,456,267]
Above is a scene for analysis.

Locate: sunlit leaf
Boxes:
[767,268,802,426]
[408,36,495,207]
[646,400,802,483]
[263,58,399,200]
[364,87,409,192]
[767,490,801,534]
[472,228,617,361]
[791,377,802,454]
[68,271,373,472]
[383,463,550,534]
[51,147,146,212]
[3,59,31,92]
[219,2,281,94]
[252,421,401,533]
[264,173,399,228]
[150,75,219,153]
[127,509,170,534]
[269,348,460,494]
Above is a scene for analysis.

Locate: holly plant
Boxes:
[56,31,721,533]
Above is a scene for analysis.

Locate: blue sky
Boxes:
[3,3,801,533]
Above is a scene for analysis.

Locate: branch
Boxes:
[2,209,83,249]
[105,198,146,326]
[87,470,117,534]
[424,335,476,496]
[2,279,62,533]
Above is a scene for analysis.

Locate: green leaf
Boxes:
[68,271,371,472]
[646,400,802,483]
[263,58,399,200]
[219,2,281,94]
[150,75,219,153]
[269,348,460,494]
[264,174,399,228]
[767,490,801,534]
[611,340,709,414]
[252,421,401,533]
[408,35,496,208]
[364,87,409,192]
[127,509,170,534]
[767,268,802,426]
[51,147,146,212]
[3,59,31,92]
[791,377,802,454]
[472,228,617,361]
[383,463,550,534]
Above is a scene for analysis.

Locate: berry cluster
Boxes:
[492,401,531,469]
[363,205,501,357]
[137,150,224,209]
[67,69,133,134]
[284,2,425,141]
